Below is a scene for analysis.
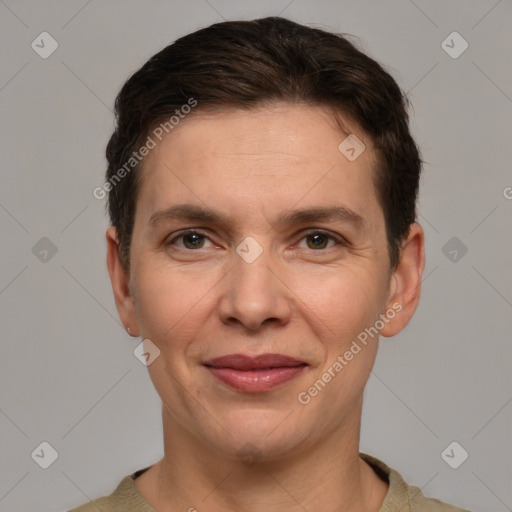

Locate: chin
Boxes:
[199,408,312,462]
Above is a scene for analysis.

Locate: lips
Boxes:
[204,353,306,370]
[203,353,307,393]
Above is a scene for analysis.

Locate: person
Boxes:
[71,16,470,512]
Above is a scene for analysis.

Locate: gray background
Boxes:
[0,1,511,511]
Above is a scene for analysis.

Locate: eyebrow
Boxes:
[149,204,225,227]
[148,203,364,229]
[276,205,363,228]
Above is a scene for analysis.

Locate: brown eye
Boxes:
[306,233,330,249]
[167,230,214,250]
[182,233,205,249]
[297,231,339,250]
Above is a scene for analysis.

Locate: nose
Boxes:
[218,246,293,332]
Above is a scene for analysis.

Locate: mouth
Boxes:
[203,353,308,393]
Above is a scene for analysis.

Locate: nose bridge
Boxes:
[219,236,291,330]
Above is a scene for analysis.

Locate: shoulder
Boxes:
[360,453,472,512]
[407,484,472,512]
[67,473,154,512]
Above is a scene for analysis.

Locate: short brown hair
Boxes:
[105,17,421,270]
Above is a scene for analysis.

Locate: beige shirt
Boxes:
[68,453,471,512]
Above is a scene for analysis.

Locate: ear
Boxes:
[106,226,140,337]
[380,223,425,338]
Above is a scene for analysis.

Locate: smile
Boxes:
[203,353,308,393]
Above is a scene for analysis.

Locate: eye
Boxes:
[296,230,344,250]
[167,230,215,250]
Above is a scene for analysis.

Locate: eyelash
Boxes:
[166,229,348,251]
[297,229,349,250]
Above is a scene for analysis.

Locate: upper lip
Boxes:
[203,353,307,370]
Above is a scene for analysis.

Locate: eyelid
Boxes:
[294,228,349,248]
[165,228,349,250]
[166,228,217,248]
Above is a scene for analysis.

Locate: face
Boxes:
[108,103,424,462]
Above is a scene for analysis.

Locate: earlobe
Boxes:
[106,227,140,336]
[380,223,425,338]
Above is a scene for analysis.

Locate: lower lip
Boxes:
[205,365,307,393]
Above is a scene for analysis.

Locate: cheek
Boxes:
[292,269,383,416]
[130,263,217,411]
[290,261,387,339]
[132,260,222,342]
[290,263,387,404]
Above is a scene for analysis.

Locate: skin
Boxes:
[107,102,425,512]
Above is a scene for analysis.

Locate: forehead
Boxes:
[136,103,382,228]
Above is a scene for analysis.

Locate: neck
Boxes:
[136,401,388,512]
